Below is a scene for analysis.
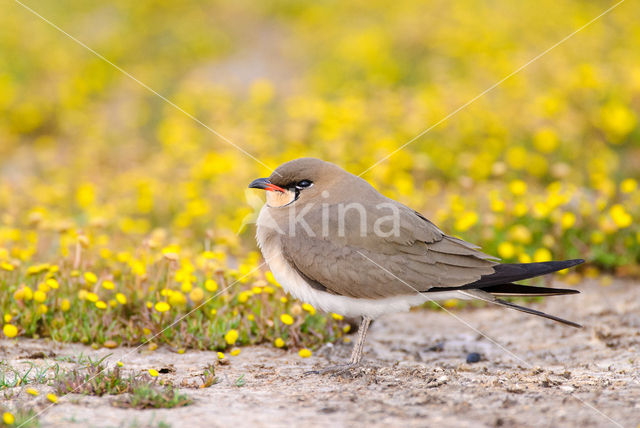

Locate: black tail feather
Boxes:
[459,289,582,328]
[427,259,584,292]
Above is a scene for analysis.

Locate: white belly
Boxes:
[256,206,469,319]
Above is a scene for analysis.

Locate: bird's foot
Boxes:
[304,362,361,377]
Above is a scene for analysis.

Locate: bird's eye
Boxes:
[296,180,313,189]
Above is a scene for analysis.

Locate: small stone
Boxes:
[466,352,481,363]
[103,340,118,349]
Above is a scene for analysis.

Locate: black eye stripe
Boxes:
[273,180,313,189]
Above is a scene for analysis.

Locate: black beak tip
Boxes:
[249,177,270,190]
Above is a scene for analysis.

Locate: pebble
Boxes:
[466,352,481,363]
[436,375,449,384]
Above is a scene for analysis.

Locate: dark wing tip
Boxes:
[478,283,580,296]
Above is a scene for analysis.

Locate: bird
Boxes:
[249,157,584,373]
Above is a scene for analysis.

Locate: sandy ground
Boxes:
[2,279,639,428]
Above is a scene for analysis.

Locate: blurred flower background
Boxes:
[0,0,638,349]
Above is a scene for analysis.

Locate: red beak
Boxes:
[248,178,286,193]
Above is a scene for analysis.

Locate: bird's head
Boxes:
[248,158,344,208]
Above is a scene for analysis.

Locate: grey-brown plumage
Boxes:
[249,158,584,372]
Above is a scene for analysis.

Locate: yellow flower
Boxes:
[561,212,576,230]
[45,278,59,289]
[265,271,278,285]
[590,231,605,244]
[0,261,14,271]
[22,286,33,301]
[33,290,47,303]
[86,292,99,303]
[204,279,218,292]
[26,387,39,396]
[47,393,58,403]
[60,298,71,312]
[180,281,192,293]
[230,348,240,356]
[280,314,294,325]
[620,178,637,194]
[201,251,216,259]
[610,204,632,228]
[274,338,285,348]
[508,180,527,196]
[84,272,98,284]
[298,348,312,358]
[251,286,263,294]
[490,198,505,213]
[155,302,170,312]
[263,286,275,294]
[3,314,11,323]
[95,301,107,310]
[601,101,636,140]
[115,293,127,305]
[102,280,115,290]
[454,211,478,232]
[508,225,532,244]
[117,361,124,367]
[237,290,251,303]
[280,297,288,303]
[600,275,613,287]
[506,147,528,169]
[584,266,600,278]
[224,329,239,345]
[302,303,316,315]
[514,202,529,217]
[217,352,225,359]
[444,299,458,308]
[331,313,344,321]
[148,369,159,377]
[3,324,18,338]
[518,253,532,263]
[2,412,15,425]
[210,308,217,316]
[189,287,204,303]
[168,291,187,307]
[533,248,552,263]
[37,304,48,315]
[533,128,559,153]
[497,242,516,259]
[247,314,255,321]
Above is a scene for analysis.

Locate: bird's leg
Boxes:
[348,316,371,365]
[305,316,372,375]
